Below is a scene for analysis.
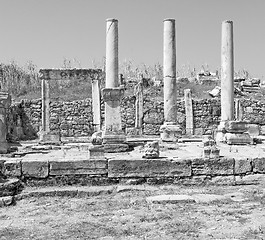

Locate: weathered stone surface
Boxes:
[209,176,235,185]
[0,178,23,197]
[49,159,107,175]
[192,194,229,203]
[235,174,265,185]
[22,160,49,178]
[225,132,253,145]
[247,124,260,136]
[4,159,22,177]
[234,158,252,174]
[192,157,234,176]
[108,159,191,178]
[142,141,159,159]
[103,143,128,153]
[146,194,195,204]
[253,158,265,173]
[89,146,104,160]
[0,196,13,207]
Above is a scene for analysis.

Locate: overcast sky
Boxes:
[0,0,264,78]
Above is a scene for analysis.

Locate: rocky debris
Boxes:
[208,86,221,97]
[0,196,13,207]
[142,141,159,159]
[240,78,260,93]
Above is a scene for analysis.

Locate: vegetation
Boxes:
[0,59,261,101]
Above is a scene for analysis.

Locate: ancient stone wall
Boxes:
[6,97,265,140]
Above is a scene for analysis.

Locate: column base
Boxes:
[102,131,128,152]
[215,121,226,142]
[39,132,61,145]
[225,132,253,145]
[215,121,253,145]
[0,141,9,154]
[103,143,129,153]
[160,122,182,142]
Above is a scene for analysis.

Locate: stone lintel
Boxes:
[101,87,125,102]
[39,68,103,81]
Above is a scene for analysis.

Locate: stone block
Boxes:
[103,143,128,153]
[192,157,234,176]
[49,159,107,175]
[235,174,265,185]
[4,159,22,177]
[260,125,265,135]
[160,123,182,142]
[108,158,191,178]
[247,124,260,137]
[225,121,248,133]
[89,146,104,160]
[253,158,265,173]
[234,158,252,174]
[22,160,49,178]
[225,133,253,145]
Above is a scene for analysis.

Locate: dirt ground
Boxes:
[1,183,265,240]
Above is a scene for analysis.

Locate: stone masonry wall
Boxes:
[5,97,265,140]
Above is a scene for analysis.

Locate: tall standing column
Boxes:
[102,18,128,152]
[160,19,181,141]
[216,20,234,142]
[221,20,234,122]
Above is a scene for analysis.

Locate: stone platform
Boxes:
[1,136,265,186]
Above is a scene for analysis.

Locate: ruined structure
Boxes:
[102,19,128,152]
[160,19,181,141]
[39,68,103,143]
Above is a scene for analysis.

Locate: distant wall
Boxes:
[6,97,265,141]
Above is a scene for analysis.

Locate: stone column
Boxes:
[216,20,234,141]
[102,18,128,152]
[221,20,234,122]
[41,79,50,135]
[160,19,181,141]
[135,79,143,135]
[39,71,61,144]
[184,89,194,135]
[91,78,101,132]
[0,92,11,153]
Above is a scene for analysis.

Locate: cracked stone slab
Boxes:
[192,194,229,203]
[146,194,195,204]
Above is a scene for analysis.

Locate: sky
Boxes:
[0,0,264,78]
